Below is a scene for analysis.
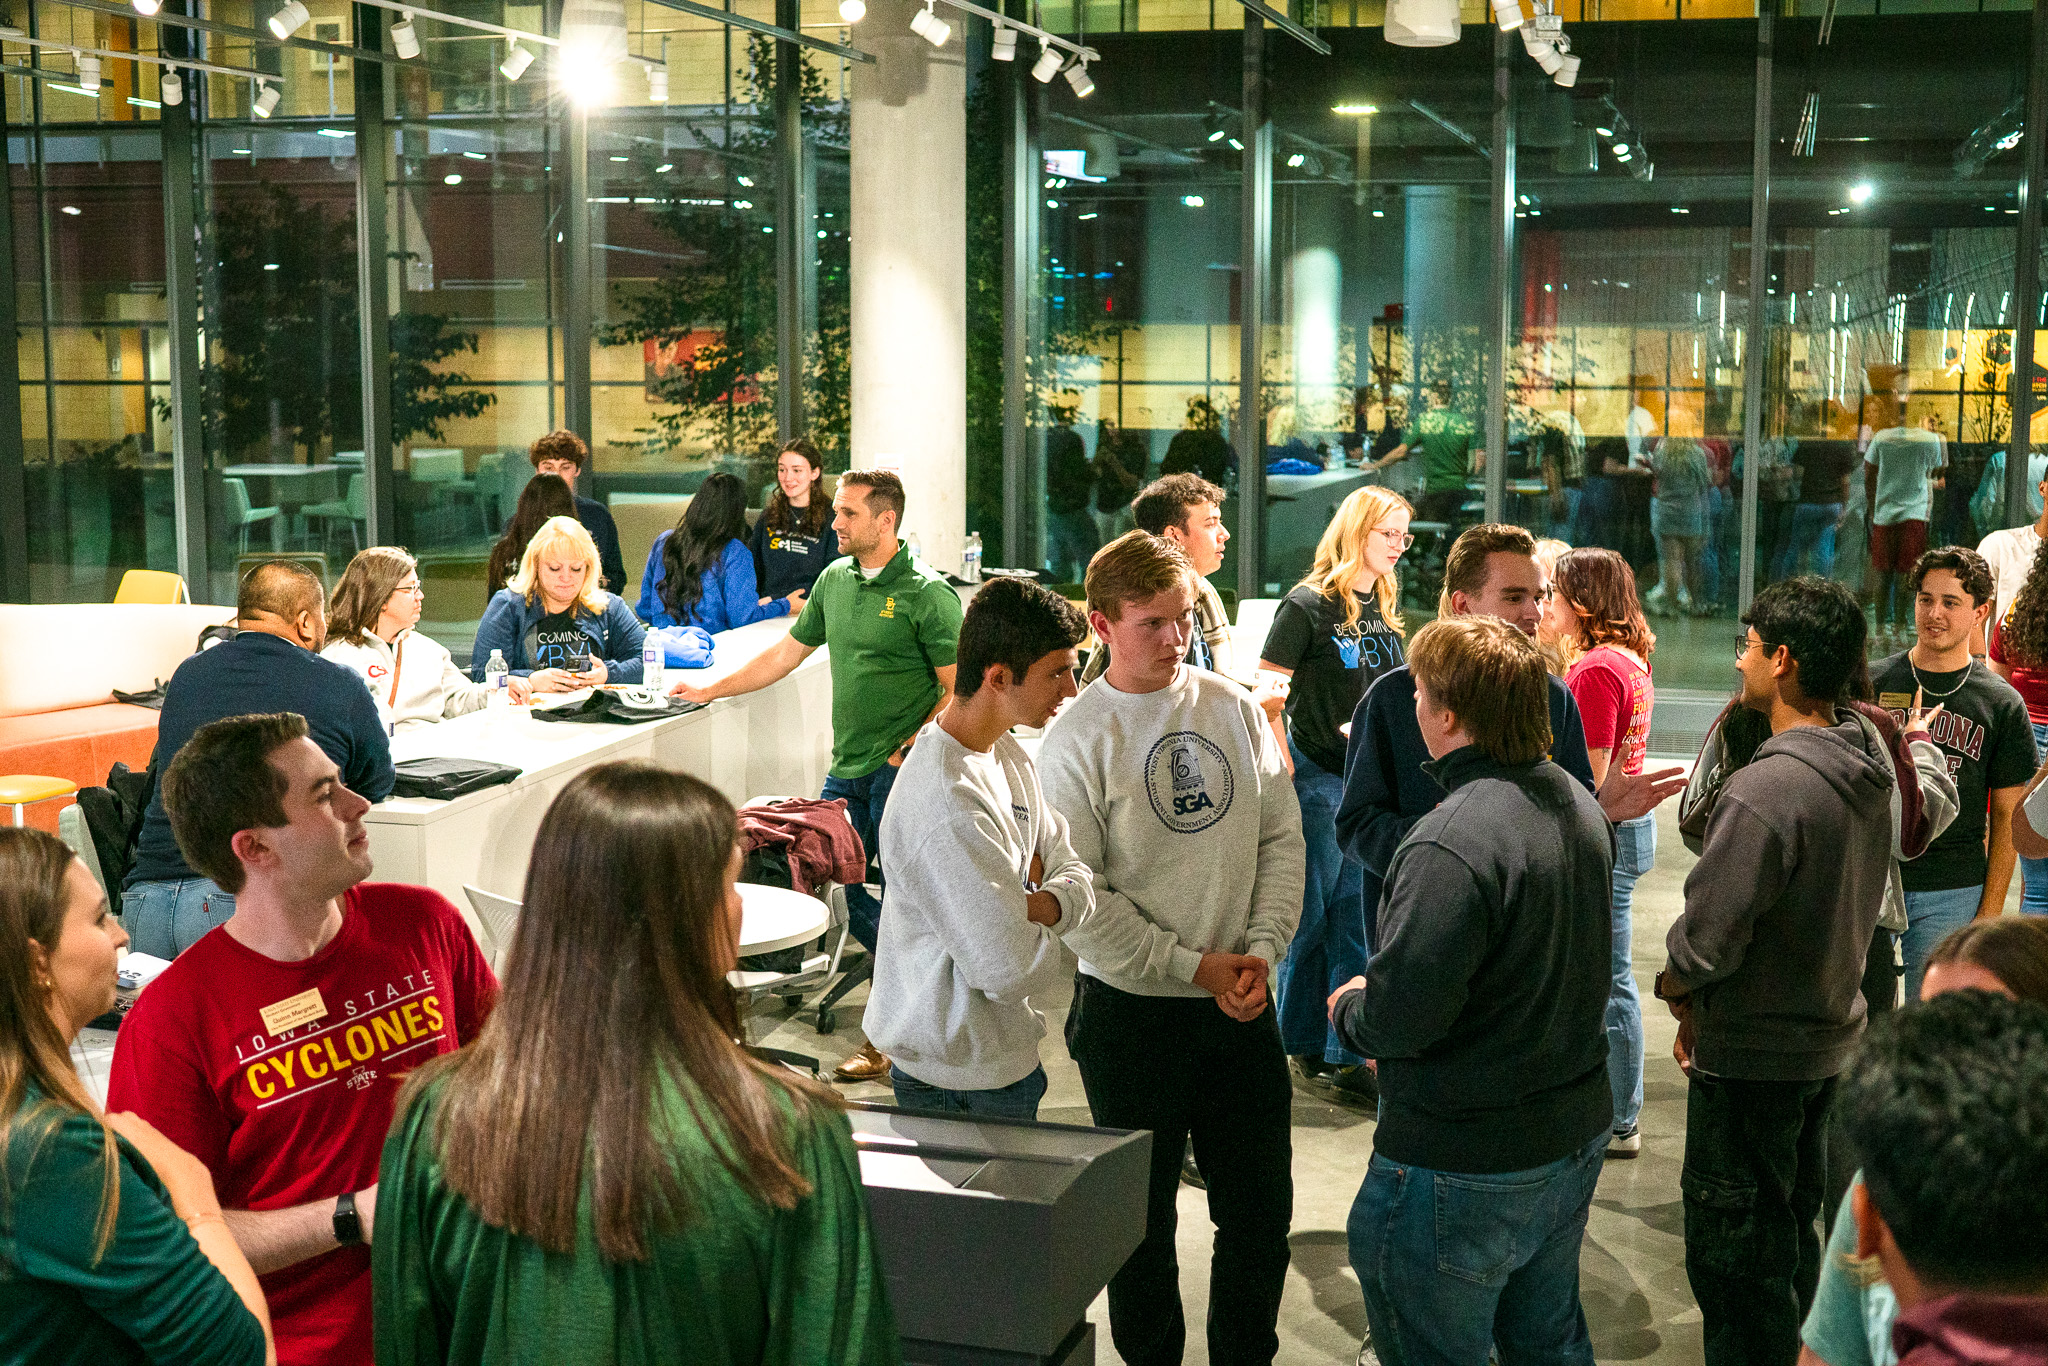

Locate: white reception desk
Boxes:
[363,616,834,910]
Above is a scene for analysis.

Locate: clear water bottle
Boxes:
[484,649,509,705]
[962,532,982,583]
[642,639,665,695]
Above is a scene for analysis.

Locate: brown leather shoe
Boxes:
[832,1042,892,1083]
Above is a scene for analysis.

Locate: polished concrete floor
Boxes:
[750,793,1718,1366]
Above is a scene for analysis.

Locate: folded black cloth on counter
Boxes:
[530,689,706,726]
[390,757,523,800]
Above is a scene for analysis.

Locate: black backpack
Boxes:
[75,761,154,918]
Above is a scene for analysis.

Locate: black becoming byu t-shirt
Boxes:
[1260,586,1407,776]
[524,609,592,672]
[1872,652,2037,891]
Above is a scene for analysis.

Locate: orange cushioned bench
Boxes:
[0,602,235,833]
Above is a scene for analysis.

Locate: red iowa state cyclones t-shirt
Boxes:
[106,883,497,1366]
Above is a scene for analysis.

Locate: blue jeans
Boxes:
[1901,885,1982,1001]
[1773,502,1842,581]
[1348,1134,1606,1366]
[822,761,898,952]
[1608,814,1654,1136]
[1277,744,1370,1066]
[122,877,236,959]
[2024,721,2048,917]
[891,1064,1048,1120]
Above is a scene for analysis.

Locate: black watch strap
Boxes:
[333,1190,364,1248]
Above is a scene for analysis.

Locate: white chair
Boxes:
[739,795,856,1034]
[302,474,369,555]
[461,884,522,972]
[58,804,108,897]
[223,477,280,553]
[1233,597,1284,664]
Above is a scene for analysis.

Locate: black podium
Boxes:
[850,1106,1152,1366]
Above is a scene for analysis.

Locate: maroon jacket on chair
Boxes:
[738,798,866,895]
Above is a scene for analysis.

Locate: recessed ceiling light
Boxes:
[60,205,81,215]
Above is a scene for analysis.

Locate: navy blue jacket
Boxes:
[1335,665,1597,948]
[470,588,646,683]
[636,533,792,633]
[574,494,628,597]
[127,632,395,888]
[750,510,837,601]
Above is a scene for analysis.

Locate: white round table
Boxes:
[739,882,831,955]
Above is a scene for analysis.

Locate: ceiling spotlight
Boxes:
[160,69,182,105]
[131,0,161,14]
[500,41,534,80]
[1331,103,1378,115]
[1594,123,1613,136]
[1228,136,1244,151]
[1612,142,1630,155]
[390,12,420,58]
[1491,0,1523,29]
[1182,194,1204,207]
[647,64,668,101]
[1554,52,1579,86]
[1287,151,1305,167]
[1532,42,1563,75]
[76,52,100,90]
[444,173,462,185]
[909,2,950,46]
[1385,0,1459,47]
[253,81,281,117]
[1063,61,1094,97]
[559,0,626,100]
[268,0,308,38]
[991,21,1016,60]
[1849,180,1875,204]
[838,0,865,17]
[1031,41,1062,82]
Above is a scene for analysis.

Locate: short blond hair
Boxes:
[1085,530,1194,622]
[508,514,608,615]
[1407,616,1553,766]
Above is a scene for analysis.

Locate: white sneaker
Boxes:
[1607,1127,1643,1158]
[1357,1328,1382,1366]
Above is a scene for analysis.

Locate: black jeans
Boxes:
[1680,1072,1836,1366]
[1065,974,1294,1366]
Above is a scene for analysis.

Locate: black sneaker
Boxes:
[1292,1052,1336,1081]
[1329,1064,1381,1109]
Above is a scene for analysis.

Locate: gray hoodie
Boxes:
[1665,716,1895,1081]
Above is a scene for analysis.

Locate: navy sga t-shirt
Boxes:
[751,510,838,601]
[1260,585,1406,775]
[1872,652,2037,891]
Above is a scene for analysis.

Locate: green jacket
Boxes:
[372,1074,902,1366]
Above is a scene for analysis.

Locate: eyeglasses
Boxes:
[393,582,424,598]
[1372,528,1416,550]
[1736,632,1779,658]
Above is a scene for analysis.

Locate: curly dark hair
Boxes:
[2000,535,2048,668]
[660,473,750,625]
[1908,545,1993,608]
[1840,990,2048,1291]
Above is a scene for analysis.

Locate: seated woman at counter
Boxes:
[371,762,899,1365]
[751,437,838,602]
[324,546,530,727]
[0,827,274,1366]
[472,515,647,692]
[485,473,576,598]
[638,473,803,633]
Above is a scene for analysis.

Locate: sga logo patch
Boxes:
[1144,730,1235,834]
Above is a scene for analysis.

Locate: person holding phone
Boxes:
[472,514,647,692]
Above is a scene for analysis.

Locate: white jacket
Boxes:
[321,630,490,732]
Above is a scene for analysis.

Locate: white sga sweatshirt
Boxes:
[1038,665,1305,998]
[866,724,1096,1091]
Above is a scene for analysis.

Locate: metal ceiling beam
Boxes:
[640,0,874,65]
[51,0,409,66]
[1235,0,1328,57]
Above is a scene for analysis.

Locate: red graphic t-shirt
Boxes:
[106,883,497,1366]
[1566,645,1654,778]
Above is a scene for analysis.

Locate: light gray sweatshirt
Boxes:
[1039,665,1304,997]
[866,723,1095,1091]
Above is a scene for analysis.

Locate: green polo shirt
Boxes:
[791,542,963,778]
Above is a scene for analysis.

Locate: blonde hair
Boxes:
[1298,486,1412,636]
[508,515,609,615]
[1085,530,1195,622]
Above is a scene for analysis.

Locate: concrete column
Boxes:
[1286,244,1342,433]
[850,0,967,572]
[1403,183,1474,384]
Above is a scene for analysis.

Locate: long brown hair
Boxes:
[399,763,834,1261]
[0,829,119,1260]
[487,474,576,596]
[326,546,417,647]
[2000,536,2048,668]
[1927,917,2048,1007]
[1553,546,1656,668]
[764,438,830,538]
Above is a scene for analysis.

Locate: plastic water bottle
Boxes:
[642,639,665,695]
[485,649,509,705]
[962,532,982,583]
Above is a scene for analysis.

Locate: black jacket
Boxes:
[1333,744,1614,1173]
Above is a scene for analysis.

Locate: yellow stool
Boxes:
[112,569,190,604]
[0,776,79,826]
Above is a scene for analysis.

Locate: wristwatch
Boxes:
[1652,969,1690,1005]
[333,1190,364,1248]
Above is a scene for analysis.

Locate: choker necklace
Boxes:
[1909,653,1971,698]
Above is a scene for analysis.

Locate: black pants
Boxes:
[1065,974,1294,1366]
[1681,1072,1836,1366]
